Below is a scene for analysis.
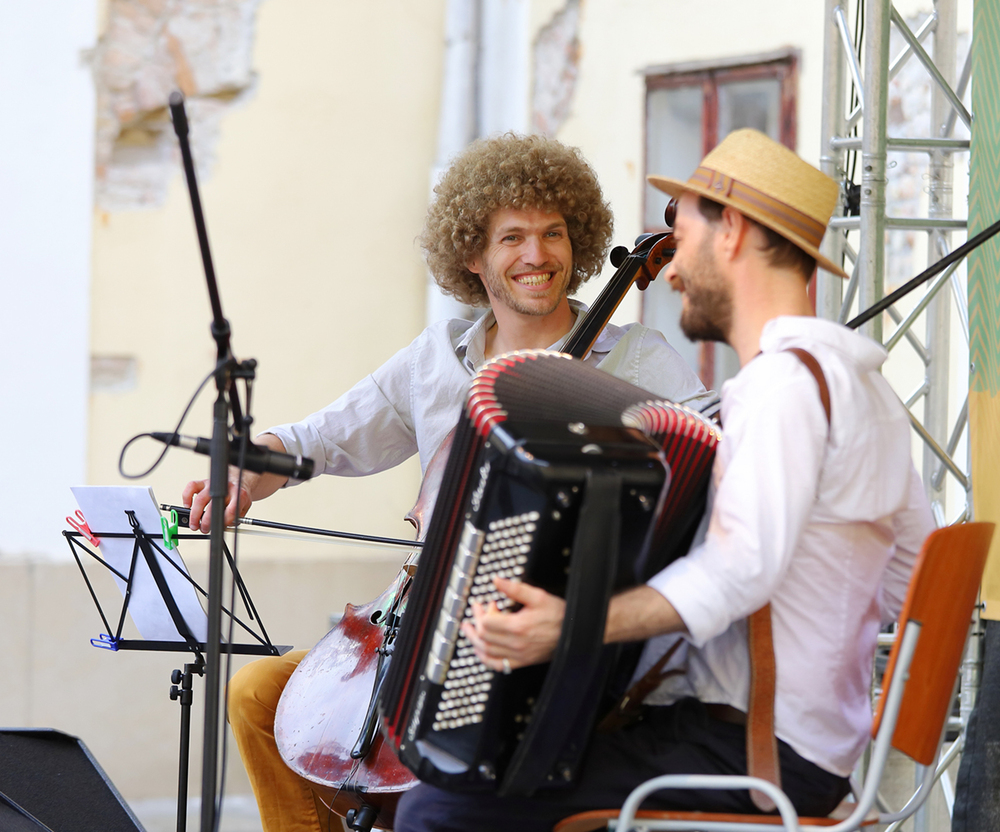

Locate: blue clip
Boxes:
[91,633,120,651]
[161,509,179,550]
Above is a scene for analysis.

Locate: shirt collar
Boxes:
[456,309,496,372]
[456,299,592,372]
[759,315,887,371]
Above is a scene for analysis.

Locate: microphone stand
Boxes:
[169,91,252,832]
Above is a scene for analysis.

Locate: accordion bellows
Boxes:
[380,350,719,795]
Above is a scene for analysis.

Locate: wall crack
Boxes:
[532,0,581,136]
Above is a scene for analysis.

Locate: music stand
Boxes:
[64,485,290,832]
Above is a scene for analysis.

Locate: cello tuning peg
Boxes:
[609,245,629,268]
[664,198,678,228]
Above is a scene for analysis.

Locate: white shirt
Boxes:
[267,301,710,483]
[643,316,934,777]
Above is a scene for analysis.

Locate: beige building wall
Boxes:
[90,0,448,539]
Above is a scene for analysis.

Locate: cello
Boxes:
[273,215,679,832]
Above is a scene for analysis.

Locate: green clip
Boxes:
[161,510,179,550]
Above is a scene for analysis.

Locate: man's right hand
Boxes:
[182,477,254,533]
[180,432,292,532]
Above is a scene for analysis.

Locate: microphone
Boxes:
[151,432,315,481]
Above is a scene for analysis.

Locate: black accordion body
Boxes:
[379,350,719,795]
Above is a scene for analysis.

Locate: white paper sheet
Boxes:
[70,486,208,642]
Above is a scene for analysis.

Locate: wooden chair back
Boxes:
[872,522,994,765]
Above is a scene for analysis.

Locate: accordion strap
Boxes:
[746,604,779,811]
[784,347,831,426]
[746,347,831,811]
[596,638,685,733]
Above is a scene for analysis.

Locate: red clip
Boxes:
[67,510,101,547]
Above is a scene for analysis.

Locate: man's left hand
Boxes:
[461,577,565,673]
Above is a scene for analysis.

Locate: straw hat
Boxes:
[648,129,848,278]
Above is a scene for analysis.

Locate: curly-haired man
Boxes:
[182,133,708,832]
[423,133,612,307]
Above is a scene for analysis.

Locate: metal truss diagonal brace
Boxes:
[845,8,938,131]
[890,5,972,131]
[908,410,969,490]
[931,396,969,491]
[884,261,961,353]
[835,4,866,112]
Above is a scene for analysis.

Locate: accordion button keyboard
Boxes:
[429,510,543,733]
[425,522,485,685]
[442,586,466,620]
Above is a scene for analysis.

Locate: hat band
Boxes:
[690,166,827,250]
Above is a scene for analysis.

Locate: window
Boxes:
[641,51,798,390]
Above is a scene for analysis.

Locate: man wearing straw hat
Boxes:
[398,129,934,830]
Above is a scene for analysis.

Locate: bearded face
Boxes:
[675,230,733,344]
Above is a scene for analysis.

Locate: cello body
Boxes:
[274,436,452,828]
[274,568,418,829]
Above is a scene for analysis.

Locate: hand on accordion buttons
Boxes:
[461,576,566,673]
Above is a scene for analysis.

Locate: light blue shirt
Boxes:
[267,301,710,483]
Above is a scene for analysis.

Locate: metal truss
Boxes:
[818,3,973,828]
[819,0,972,525]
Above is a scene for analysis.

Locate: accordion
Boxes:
[379,350,719,795]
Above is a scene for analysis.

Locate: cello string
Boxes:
[328,756,365,819]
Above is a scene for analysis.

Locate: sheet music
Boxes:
[71,486,208,642]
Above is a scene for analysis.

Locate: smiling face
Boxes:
[467,207,574,319]
[664,194,733,344]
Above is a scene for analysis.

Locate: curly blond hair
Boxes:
[421,133,614,306]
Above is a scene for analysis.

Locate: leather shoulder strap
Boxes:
[784,347,831,425]
[746,347,831,812]
[746,605,780,811]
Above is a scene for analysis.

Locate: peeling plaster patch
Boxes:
[532,0,580,136]
[91,355,138,393]
[92,0,260,211]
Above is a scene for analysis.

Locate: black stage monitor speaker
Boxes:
[0,729,145,831]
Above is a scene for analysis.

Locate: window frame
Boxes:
[641,50,799,389]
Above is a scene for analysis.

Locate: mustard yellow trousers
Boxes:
[228,649,335,832]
